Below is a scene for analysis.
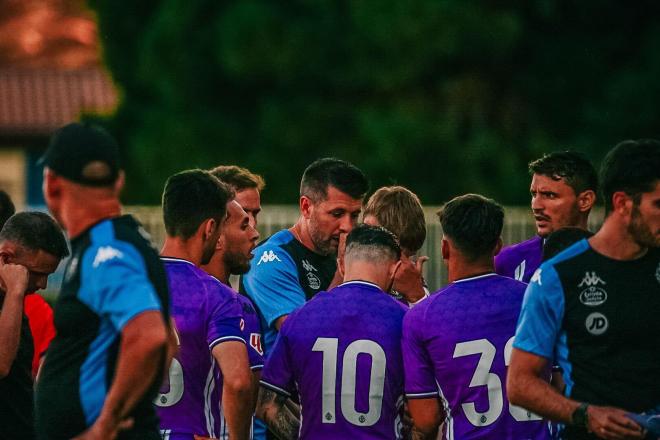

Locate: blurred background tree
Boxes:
[86,0,660,205]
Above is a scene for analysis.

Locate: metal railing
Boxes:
[126,205,605,291]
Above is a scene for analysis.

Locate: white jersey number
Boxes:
[452,337,541,427]
[155,324,184,407]
[312,337,386,427]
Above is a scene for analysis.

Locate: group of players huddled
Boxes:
[0,122,658,440]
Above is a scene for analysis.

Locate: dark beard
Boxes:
[629,206,660,248]
[225,252,251,275]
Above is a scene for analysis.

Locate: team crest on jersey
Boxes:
[585,312,608,335]
[250,333,264,356]
[306,272,321,290]
[302,259,317,272]
[92,246,124,268]
[530,268,542,285]
[579,286,608,306]
[257,250,281,265]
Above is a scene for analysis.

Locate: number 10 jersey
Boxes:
[402,273,551,440]
[260,281,407,439]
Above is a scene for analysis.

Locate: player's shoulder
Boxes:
[250,229,296,269]
[498,235,542,258]
[84,216,153,268]
[542,238,591,272]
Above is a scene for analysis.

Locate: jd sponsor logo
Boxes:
[579,286,608,306]
[585,312,608,335]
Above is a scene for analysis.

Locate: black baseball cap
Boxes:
[39,122,121,186]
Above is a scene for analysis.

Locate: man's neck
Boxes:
[64,201,122,239]
[343,264,390,291]
[447,259,494,283]
[161,237,204,267]
[290,219,322,255]
[199,254,230,285]
[589,218,647,260]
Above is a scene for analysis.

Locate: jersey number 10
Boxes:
[313,337,386,427]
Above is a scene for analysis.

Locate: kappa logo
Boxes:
[65,255,79,282]
[250,333,264,356]
[257,250,281,265]
[656,262,660,285]
[514,260,526,281]
[530,268,542,285]
[302,259,317,272]
[578,271,606,288]
[585,312,609,335]
[92,246,124,268]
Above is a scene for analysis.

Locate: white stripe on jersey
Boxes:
[204,362,216,438]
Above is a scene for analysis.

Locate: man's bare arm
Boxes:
[274,315,288,331]
[0,261,28,377]
[213,341,252,440]
[74,310,168,439]
[255,386,300,440]
[407,397,443,440]
[507,348,643,439]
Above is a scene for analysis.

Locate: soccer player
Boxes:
[363,185,428,305]
[208,165,265,228]
[241,157,368,356]
[402,194,551,440]
[36,122,170,439]
[495,151,597,282]
[257,224,406,439]
[0,212,68,439]
[200,196,263,440]
[158,169,253,440]
[507,139,660,440]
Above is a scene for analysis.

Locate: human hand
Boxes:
[0,257,29,297]
[392,254,428,303]
[587,405,645,440]
[71,417,134,440]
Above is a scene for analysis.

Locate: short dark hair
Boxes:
[600,139,660,214]
[529,151,598,195]
[162,169,233,239]
[345,224,401,262]
[300,158,369,202]
[363,186,426,254]
[0,212,69,258]
[438,194,504,261]
[0,190,16,230]
[542,227,593,261]
[208,165,265,191]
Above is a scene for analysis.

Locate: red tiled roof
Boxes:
[0,68,117,136]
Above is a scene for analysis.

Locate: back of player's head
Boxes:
[300,158,369,202]
[438,194,504,261]
[0,190,16,230]
[209,165,265,192]
[0,212,69,258]
[363,186,426,254]
[529,151,598,195]
[345,224,401,265]
[600,139,660,214]
[162,169,233,239]
[542,227,594,261]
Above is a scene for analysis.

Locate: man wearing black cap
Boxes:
[35,122,171,440]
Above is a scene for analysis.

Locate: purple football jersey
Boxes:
[495,236,543,282]
[261,281,407,439]
[217,293,264,440]
[157,258,246,440]
[402,273,550,440]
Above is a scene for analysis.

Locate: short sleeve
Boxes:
[402,306,438,398]
[239,297,265,370]
[260,321,295,396]
[513,264,565,359]
[80,242,162,331]
[207,286,246,349]
[242,245,305,328]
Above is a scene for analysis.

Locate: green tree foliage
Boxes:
[87,0,660,204]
